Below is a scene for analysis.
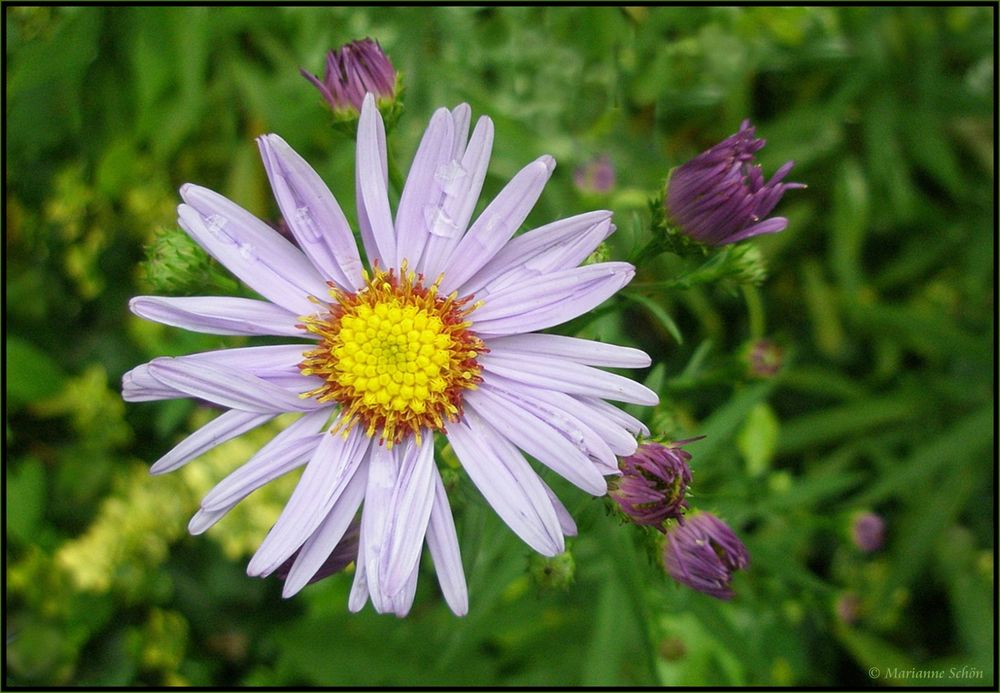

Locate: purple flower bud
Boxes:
[851,512,885,553]
[573,155,616,194]
[301,38,397,114]
[663,512,750,600]
[744,338,783,379]
[665,120,805,246]
[835,592,861,626]
[610,442,692,530]
[273,519,360,586]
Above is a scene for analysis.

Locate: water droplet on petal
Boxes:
[206,214,234,243]
[434,160,467,196]
[239,242,258,261]
[550,411,586,451]
[295,206,324,242]
[483,215,501,234]
[424,205,460,238]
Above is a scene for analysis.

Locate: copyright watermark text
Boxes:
[868,665,985,681]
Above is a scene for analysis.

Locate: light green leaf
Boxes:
[737,402,780,476]
[6,336,67,408]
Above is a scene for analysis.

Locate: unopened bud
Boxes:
[729,243,768,286]
[663,512,749,600]
[743,339,784,379]
[301,38,403,133]
[851,512,885,553]
[141,226,237,295]
[573,155,616,195]
[664,120,804,246]
[610,442,693,530]
[528,551,575,590]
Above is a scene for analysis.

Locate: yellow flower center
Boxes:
[299,264,485,446]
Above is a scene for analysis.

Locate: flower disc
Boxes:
[300,265,485,445]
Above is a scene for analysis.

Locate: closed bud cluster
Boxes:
[835,592,862,626]
[528,551,576,591]
[141,226,237,296]
[728,243,768,286]
[583,242,611,266]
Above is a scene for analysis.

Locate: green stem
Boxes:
[742,283,766,339]
[598,517,661,684]
[627,234,668,267]
[631,248,733,292]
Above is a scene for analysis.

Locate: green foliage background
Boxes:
[5,6,995,687]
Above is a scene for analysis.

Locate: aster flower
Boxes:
[664,120,804,246]
[663,512,749,600]
[123,94,657,617]
[610,441,692,529]
[301,38,398,115]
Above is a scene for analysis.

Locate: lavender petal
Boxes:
[360,444,396,613]
[476,376,622,472]
[461,210,613,296]
[439,155,555,294]
[419,116,495,278]
[580,396,651,437]
[150,409,276,476]
[425,466,468,616]
[486,333,650,369]
[198,408,331,512]
[541,480,578,537]
[480,352,659,406]
[356,93,396,267]
[394,108,456,268]
[122,363,184,402]
[380,436,436,598]
[281,460,368,597]
[348,519,371,613]
[466,386,607,495]
[446,408,564,556]
[147,358,319,414]
[129,295,307,337]
[178,189,327,314]
[257,133,364,290]
[471,263,634,336]
[501,382,638,458]
[246,422,371,577]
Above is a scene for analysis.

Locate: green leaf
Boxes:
[776,392,920,455]
[835,625,917,679]
[829,157,869,294]
[736,402,780,476]
[6,457,46,544]
[5,336,67,408]
[853,407,992,506]
[623,292,684,344]
[935,527,994,670]
[843,300,990,366]
[686,381,776,465]
[580,572,630,685]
